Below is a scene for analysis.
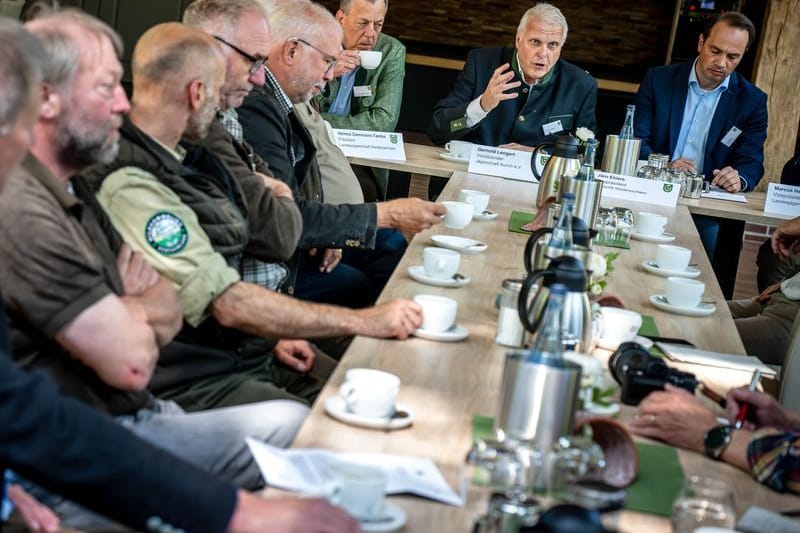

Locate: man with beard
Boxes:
[85,0,422,413]
[0,14,311,530]
[238,0,444,310]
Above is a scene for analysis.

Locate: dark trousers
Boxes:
[693,214,744,300]
[294,228,407,308]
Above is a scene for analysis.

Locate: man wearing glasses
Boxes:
[317,0,404,202]
[237,0,444,311]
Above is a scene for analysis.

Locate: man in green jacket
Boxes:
[317,0,405,201]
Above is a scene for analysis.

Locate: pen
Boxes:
[735,369,761,429]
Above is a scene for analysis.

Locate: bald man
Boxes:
[0,16,310,529]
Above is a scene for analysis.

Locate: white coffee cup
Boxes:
[441,201,473,229]
[444,140,473,160]
[324,462,386,520]
[636,211,668,236]
[458,189,490,215]
[339,368,400,418]
[665,277,705,308]
[414,294,457,332]
[656,244,691,272]
[597,307,642,343]
[422,246,460,279]
[358,50,382,69]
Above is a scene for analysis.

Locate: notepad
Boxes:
[656,342,777,378]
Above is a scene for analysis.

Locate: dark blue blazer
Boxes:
[428,47,597,147]
[0,299,236,533]
[634,61,768,191]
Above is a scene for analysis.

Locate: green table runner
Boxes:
[624,442,685,516]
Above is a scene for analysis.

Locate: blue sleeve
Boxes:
[634,68,657,158]
[729,90,768,191]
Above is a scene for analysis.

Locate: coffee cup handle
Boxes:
[702,181,711,193]
[339,382,358,410]
[323,479,344,506]
[444,142,451,153]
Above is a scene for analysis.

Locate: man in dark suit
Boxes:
[427,2,597,151]
[0,16,356,533]
[634,11,767,298]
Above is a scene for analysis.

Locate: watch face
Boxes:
[705,425,732,457]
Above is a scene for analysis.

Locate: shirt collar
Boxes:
[512,50,555,87]
[150,136,186,162]
[264,66,293,114]
[21,153,79,210]
[689,57,730,94]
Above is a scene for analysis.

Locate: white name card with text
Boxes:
[764,183,800,217]
[468,146,535,182]
[332,129,406,161]
[596,171,681,207]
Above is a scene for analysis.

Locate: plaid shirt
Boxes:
[747,428,800,493]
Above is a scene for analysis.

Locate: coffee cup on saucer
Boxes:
[414,294,457,332]
[636,212,667,236]
[358,50,382,69]
[339,368,400,418]
[444,140,473,160]
[422,247,460,279]
[665,277,705,308]
[656,244,691,272]
[324,462,387,521]
[441,201,473,229]
[458,189,490,215]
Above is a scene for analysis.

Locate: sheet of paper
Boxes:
[467,146,535,182]
[764,183,800,217]
[737,506,800,533]
[656,342,776,378]
[246,439,464,506]
[332,129,406,161]
[701,187,748,203]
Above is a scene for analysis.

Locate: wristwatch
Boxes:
[704,425,734,459]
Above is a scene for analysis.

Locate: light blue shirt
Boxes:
[673,58,730,175]
[328,69,358,116]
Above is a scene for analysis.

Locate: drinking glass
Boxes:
[671,475,736,533]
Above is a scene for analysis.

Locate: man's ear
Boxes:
[283,39,298,65]
[335,9,345,24]
[697,34,705,54]
[187,79,205,112]
[39,84,61,120]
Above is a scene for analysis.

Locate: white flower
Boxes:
[576,127,595,143]
[589,282,603,296]
[589,252,607,278]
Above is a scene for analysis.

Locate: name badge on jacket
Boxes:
[721,126,742,147]
[542,120,563,136]
[353,86,372,98]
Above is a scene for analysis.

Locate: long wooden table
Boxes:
[351,142,795,226]
[283,171,800,531]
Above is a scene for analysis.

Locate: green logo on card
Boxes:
[663,183,674,193]
[145,212,188,255]
[389,134,398,144]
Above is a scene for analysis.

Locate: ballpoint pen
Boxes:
[735,369,761,429]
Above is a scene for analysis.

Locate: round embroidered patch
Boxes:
[145,212,189,255]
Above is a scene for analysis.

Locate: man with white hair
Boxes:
[428,2,597,150]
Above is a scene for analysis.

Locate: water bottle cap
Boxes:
[549,283,567,295]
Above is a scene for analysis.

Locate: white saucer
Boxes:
[584,402,621,417]
[631,231,676,244]
[649,294,716,317]
[641,260,701,279]
[595,335,653,351]
[323,396,414,430]
[408,265,470,288]
[473,210,498,221]
[413,324,469,342]
[360,501,407,532]
[430,234,487,254]
[438,151,469,164]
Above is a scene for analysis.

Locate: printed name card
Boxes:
[332,129,406,161]
[468,146,535,182]
[764,183,800,217]
[596,171,681,207]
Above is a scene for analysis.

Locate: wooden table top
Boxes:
[283,170,800,531]
[350,142,795,226]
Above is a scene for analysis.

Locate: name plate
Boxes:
[332,129,406,161]
[764,183,800,217]
[468,146,535,182]
[596,171,680,207]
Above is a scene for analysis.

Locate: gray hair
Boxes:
[268,0,339,45]
[338,0,388,13]
[19,0,60,22]
[183,0,267,41]
[517,2,568,44]
[26,9,123,92]
[0,18,46,134]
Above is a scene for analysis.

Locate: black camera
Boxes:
[608,342,699,406]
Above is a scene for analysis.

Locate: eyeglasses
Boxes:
[291,37,338,74]
[213,35,267,75]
